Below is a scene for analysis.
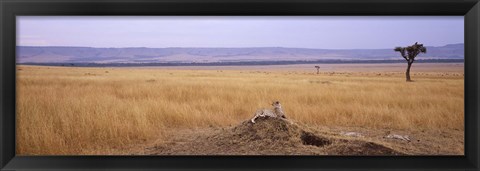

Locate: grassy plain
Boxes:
[16,63,464,155]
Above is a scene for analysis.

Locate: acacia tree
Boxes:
[315,66,320,74]
[394,42,427,82]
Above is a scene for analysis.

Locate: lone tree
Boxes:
[394,42,427,82]
[315,66,320,74]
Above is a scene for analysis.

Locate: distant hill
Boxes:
[17,43,464,64]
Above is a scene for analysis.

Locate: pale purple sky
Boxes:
[17,16,463,49]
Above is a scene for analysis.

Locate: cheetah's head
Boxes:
[272,101,286,118]
[271,101,281,108]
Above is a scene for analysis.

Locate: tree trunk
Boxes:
[316,68,319,74]
[406,62,413,82]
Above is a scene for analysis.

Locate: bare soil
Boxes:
[124,117,463,156]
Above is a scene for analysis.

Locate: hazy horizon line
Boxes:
[17,42,464,50]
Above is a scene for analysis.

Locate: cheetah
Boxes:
[250,101,287,123]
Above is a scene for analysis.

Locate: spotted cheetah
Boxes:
[250,101,287,123]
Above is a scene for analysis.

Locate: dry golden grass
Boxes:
[16,64,464,155]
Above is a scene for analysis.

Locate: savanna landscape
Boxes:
[16,63,464,155]
[16,16,465,156]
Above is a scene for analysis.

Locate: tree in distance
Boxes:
[394,42,427,82]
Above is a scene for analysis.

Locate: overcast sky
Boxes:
[17,16,463,49]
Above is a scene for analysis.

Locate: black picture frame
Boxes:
[1,0,479,170]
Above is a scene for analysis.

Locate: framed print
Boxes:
[1,0,479,170]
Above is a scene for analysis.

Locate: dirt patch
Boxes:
[301,131,331,147]
[325,140,403,156]
[141,117,404,155]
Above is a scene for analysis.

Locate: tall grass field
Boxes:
[16,64,464,155]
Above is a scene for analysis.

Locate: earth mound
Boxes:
[203,117,404,155]
[147,117,405,155]
[230,117,332,148]
[201,117,333,155]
